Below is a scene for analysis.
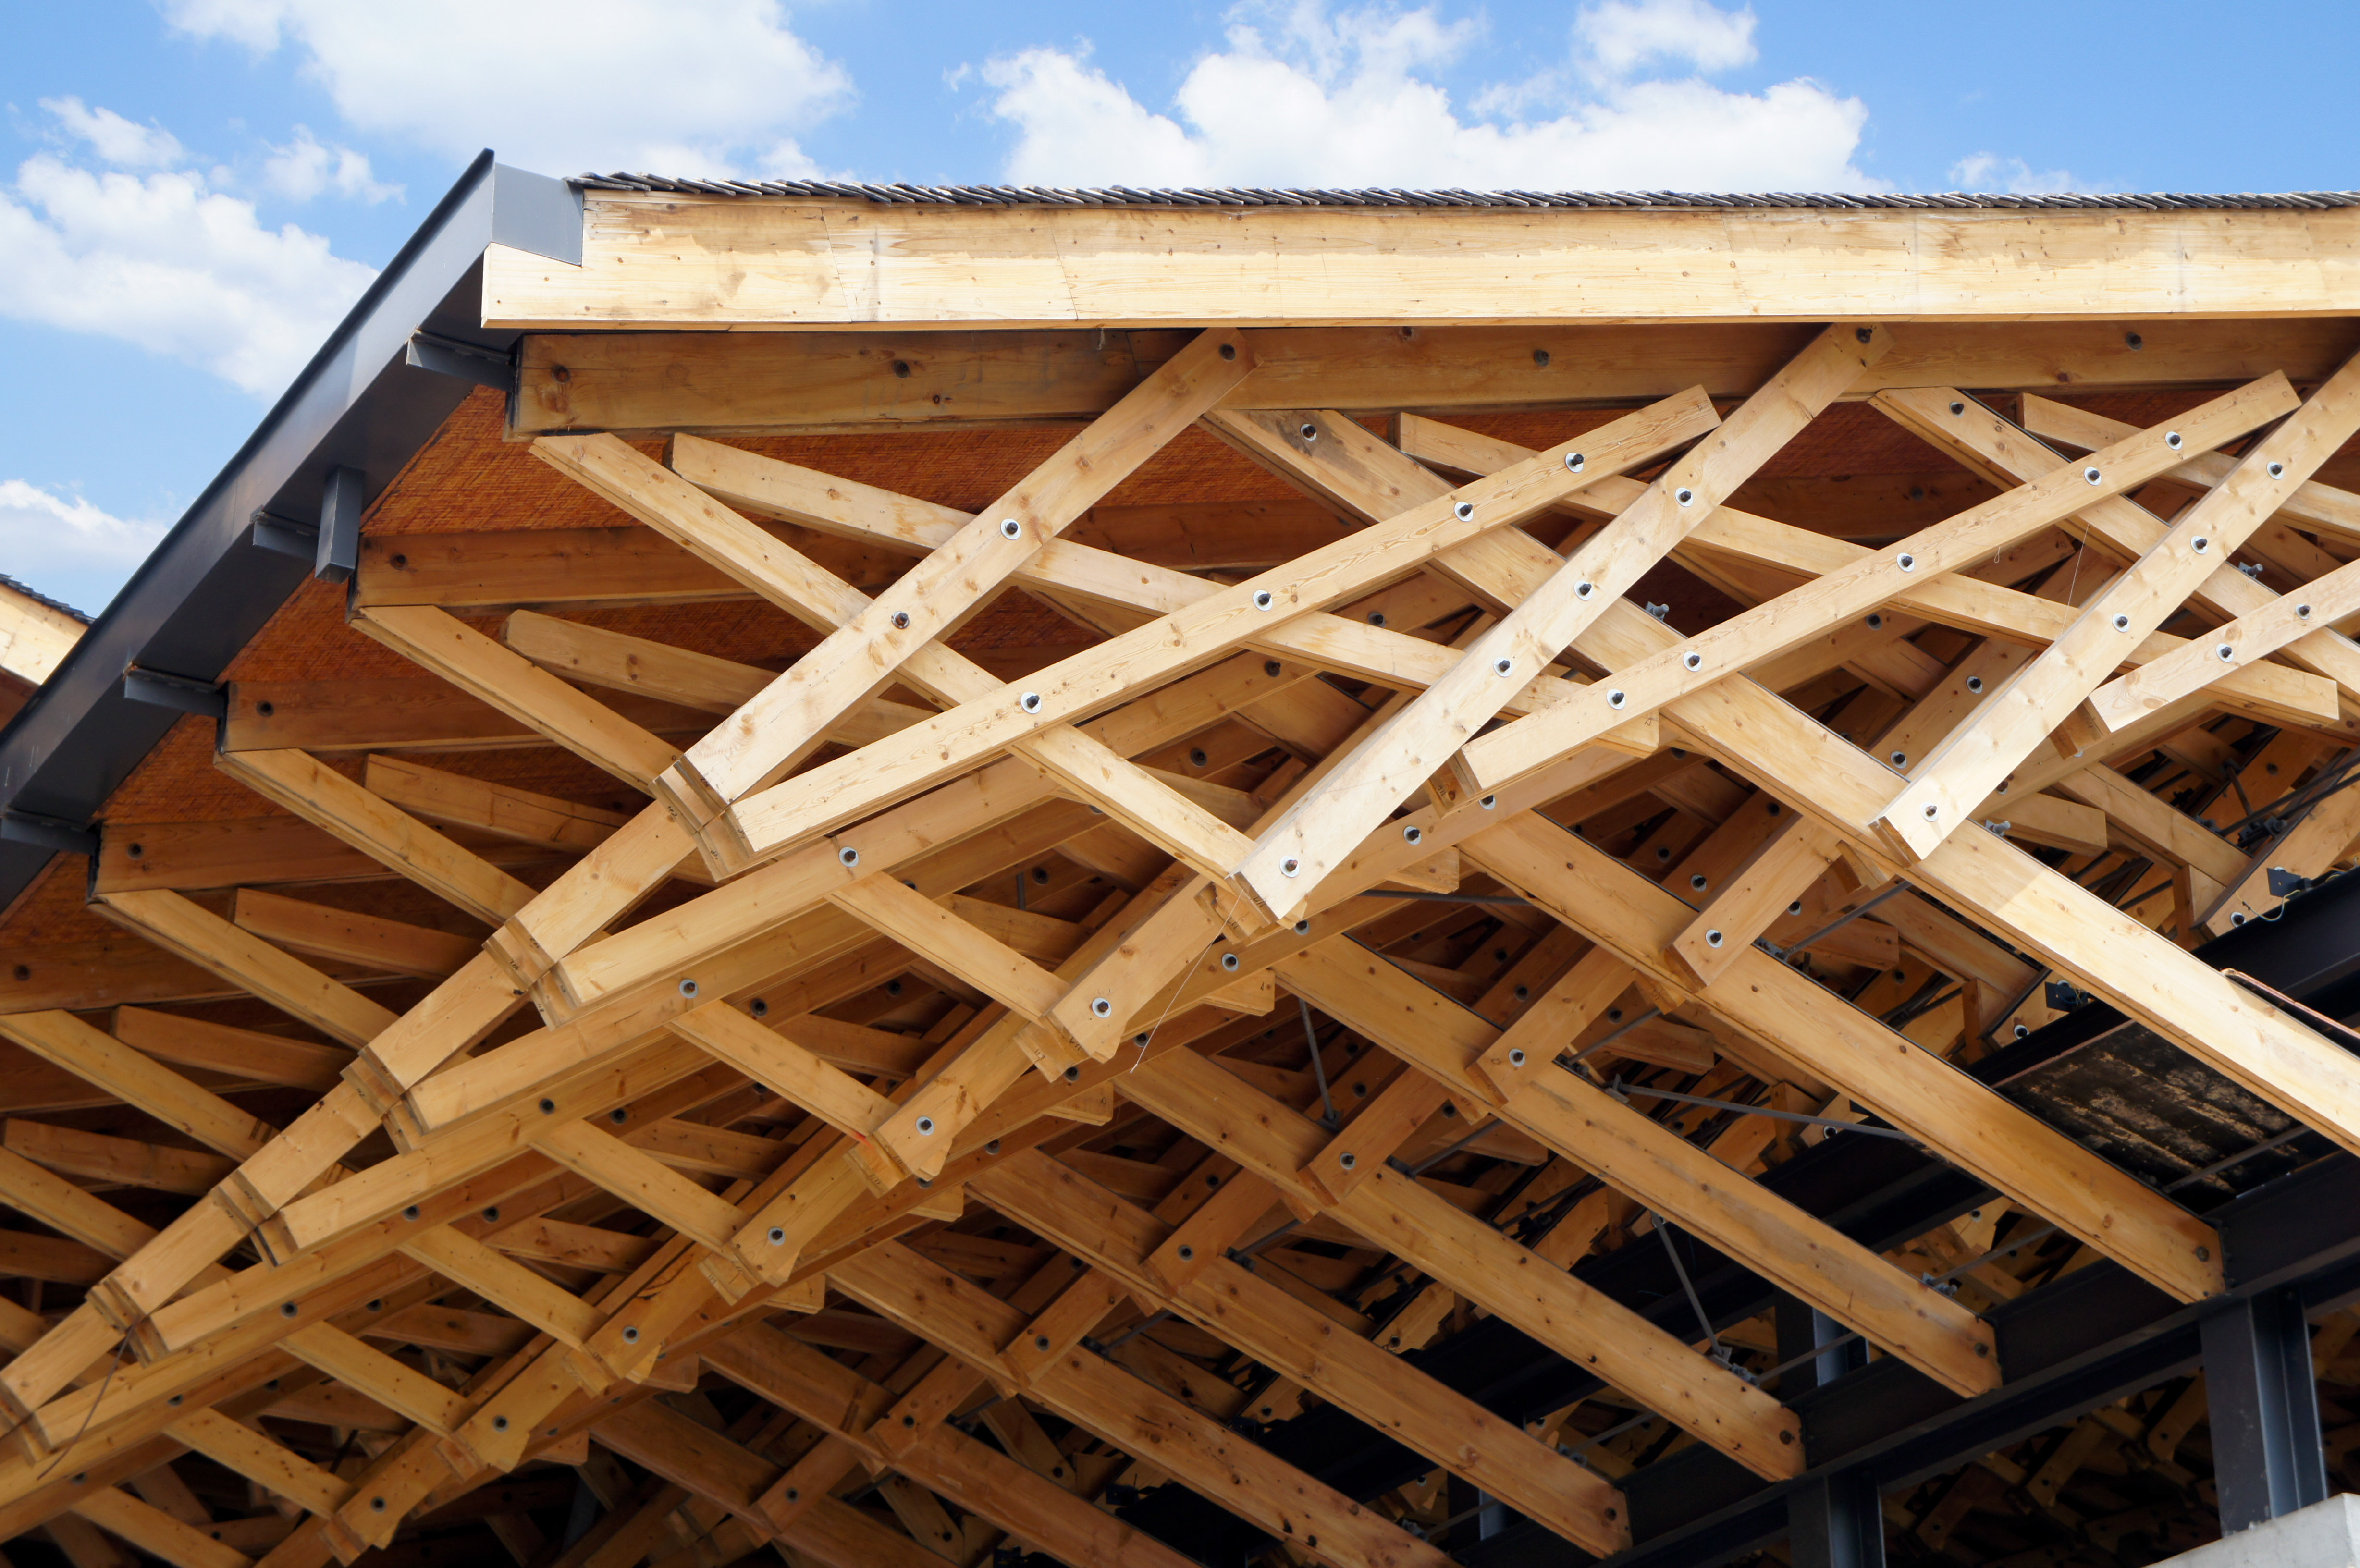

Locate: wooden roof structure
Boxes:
[4,163,2360,1568]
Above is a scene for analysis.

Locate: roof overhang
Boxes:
[0,156,578,909]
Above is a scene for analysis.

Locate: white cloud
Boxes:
[977,0,1875,192]
[0,481,168,617]
[262,128,399,203]
[1950,152,2082,195]
[1578,0,1757,80]
[0,104,380,397]
[162,0,854,179]
[40,97,187,169]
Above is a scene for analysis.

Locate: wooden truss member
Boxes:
[604,326,1256,858]
[27,299,2360,1568]
[1366,397,2360,1171]
[1232,323,1890,916]
[698,386,1720,869]
[1446,375,2303,801]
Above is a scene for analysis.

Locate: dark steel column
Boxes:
[2202,1286,2328,1532]
[1780,1296,1885,1568]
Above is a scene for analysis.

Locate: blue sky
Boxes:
[2,0,2356,615]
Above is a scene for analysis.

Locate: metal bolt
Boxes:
[1966,676,1984,692]
[1675,487,1696,507]
[1368,611,1387,626]
[281,1302,297,1318]
[1454,501,1475,521]
[2084,466,2102,486]
[986,1139,1002,1154]
[891,611,910,629]
[1508,1048,1527,1066]
[493,1416,510,1431]
[1690,873,1708,891]
[1294,919,1310,934]
[2166,430,2183,449]
[768,1226,787,1245]
[2192,535,2212,553]
[1299,421,1317,441]
[1221,952,1240,971]
[1264,659,1282,676]
[1281,857,1302,877]
[372,1498,387,1513]
[1403,824,1423,845]
[1034,1335,1051,1351]
[1000,518,1022,539]
[1064,1066,1081,1083]
[838,845,860,868]
[1607,689,1626,709]
[1494,656,1514,678]
[1787,901,1803,916]
[678,978,698,997]
[1534,349,1552,367]
[404,1205,420,1221]
[1575,580,1595,599]
[1480,794,1497,809]
[1340,1152,1357,1169]
[1220,343,1237,360]
[1922,803,1940,820]
[622,1326,639,1344]
[1948,401,1965,416]
[1683,651,1702,671]
[1253,590,1274,611]
[1891,750,1908,767]
[1178,1243,1195,1261]
[1091,997,1112,1018]
[1706,930,1724,948]
[538,1097,555,1113]
[1867,613,1884,630]
[2298,603,2313,619]
[1564,452,1585,472]
[1897,553,1917,572]
[1020,692,1042,713]
[915,1116,936,1136]
[2269,462,2286,480]
[2113,613,2131,631]
[2216,643,2236,662]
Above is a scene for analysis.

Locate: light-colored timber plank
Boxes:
[230,889,478,981]
[483,197,2360,330]
[1235,323,1880,913]
[507,320,2360,434]
[89,890,396,1049]
[1877,355,2360,860]
[1451,376,2301,804]
[718,389,1717,869]
[362,754,627,854]
[348,605,681,794]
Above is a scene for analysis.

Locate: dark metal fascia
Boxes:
[0,156,583,908]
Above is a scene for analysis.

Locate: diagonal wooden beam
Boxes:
[2084,550,2360,736]
[214,748,539,926]
[710,389,1716,872]
[1107,1042,1802,1477]
[569,328,1256,835]
[830,1240,1457,1568]
[350,604,682,795]
[1277,938,2000,1397]
[86,891,397,1049]
[1449,376,2302,805]
[1877,354,2360,860]
[1453,811,2225,1301]
[536,435,1263,900]
[971,1149,1632,1555]
[1233,323,1885,914]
